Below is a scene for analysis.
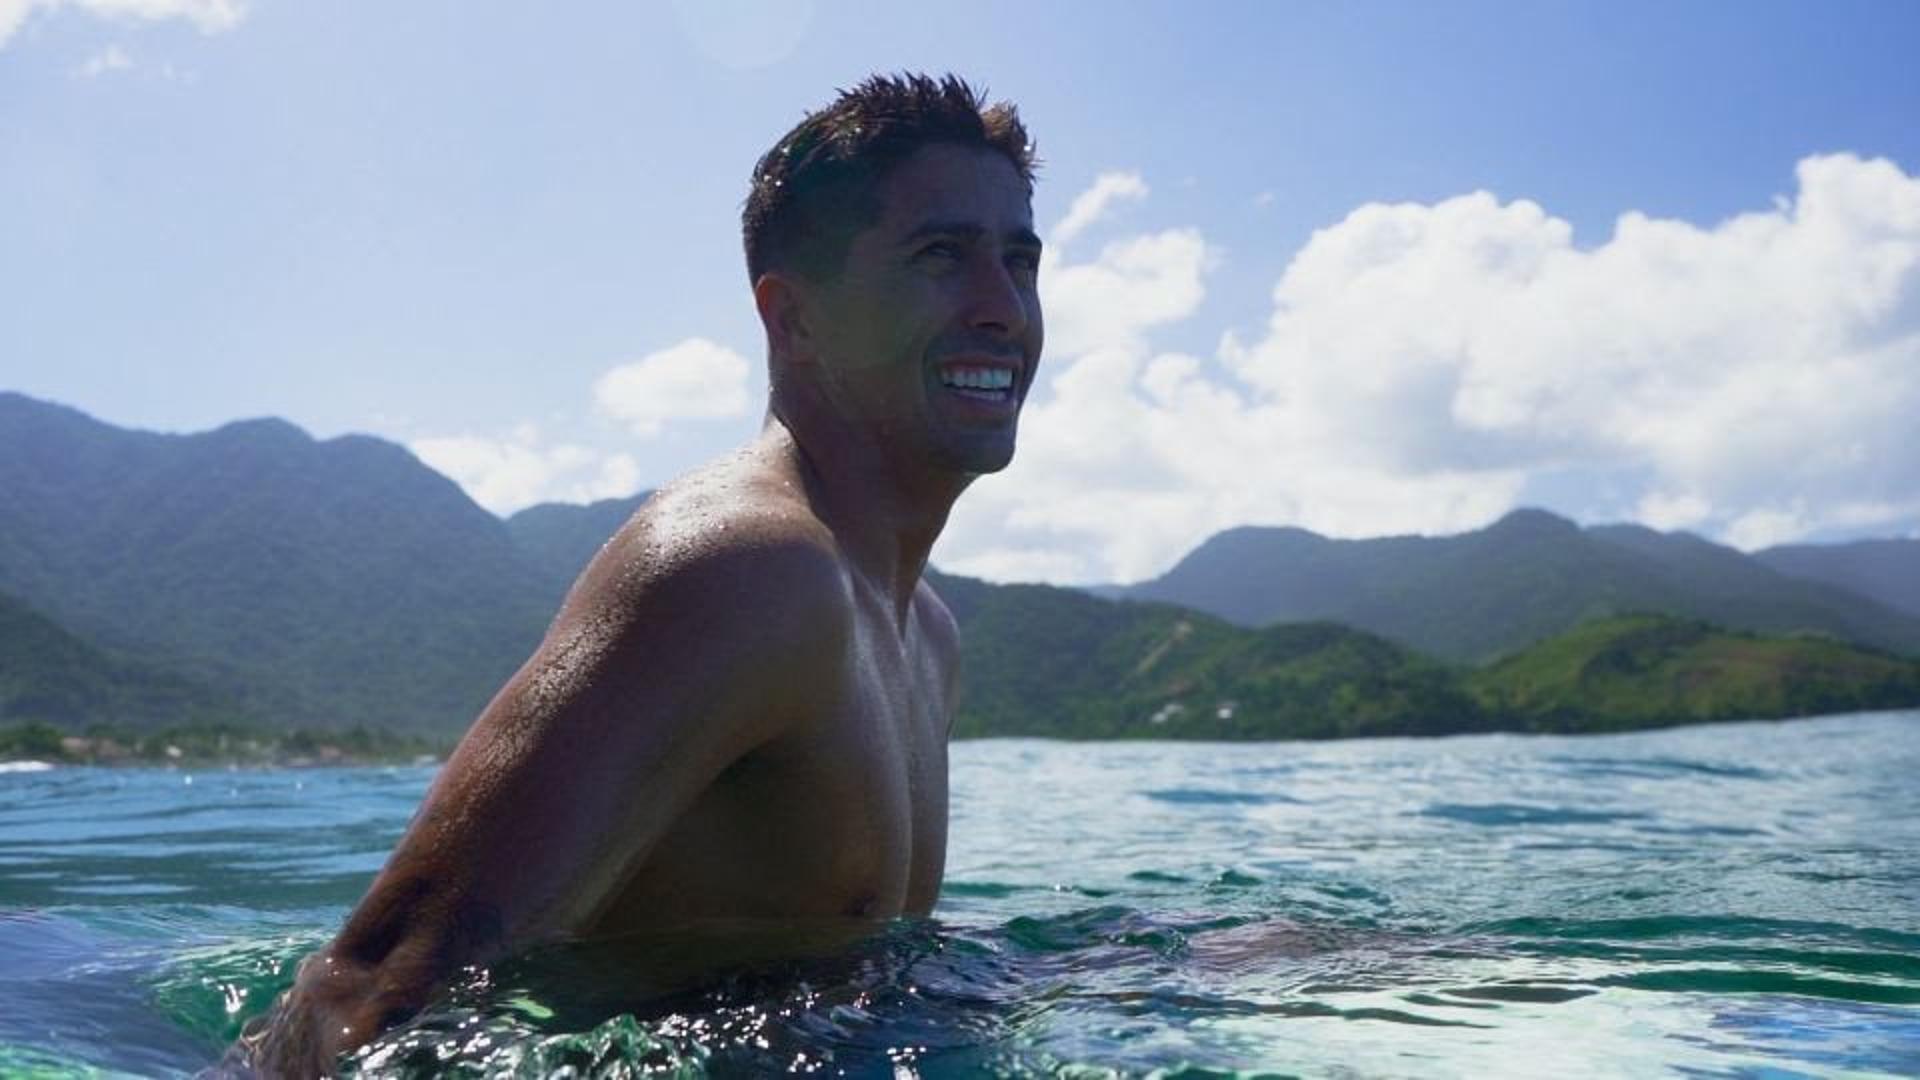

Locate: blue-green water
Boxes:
[2,711,1918,1077]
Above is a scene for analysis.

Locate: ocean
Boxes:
[2,710,1917,1077]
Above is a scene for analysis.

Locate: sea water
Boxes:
[1,710,1917,1078]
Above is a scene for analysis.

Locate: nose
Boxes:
[963,252,1030,339]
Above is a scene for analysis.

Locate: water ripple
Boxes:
[0,713,1914,1076]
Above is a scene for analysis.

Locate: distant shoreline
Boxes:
[0,755,444,770]
[6,706,1915,771]
[0,722,452,770]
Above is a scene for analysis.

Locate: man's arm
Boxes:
[247,524,850,1075]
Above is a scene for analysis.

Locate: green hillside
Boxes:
[932,572,1491,740]
[1467,614,1920,733]
[0,393,555,733]
[940,572,1920,740]
[504,492,652,606]
[4,393,1915,748]
[0,590,248,729]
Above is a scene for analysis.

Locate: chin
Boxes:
[931,440,1017,477]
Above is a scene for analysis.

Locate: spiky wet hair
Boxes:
[741,72,1037,284]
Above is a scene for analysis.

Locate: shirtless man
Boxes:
[243,73,1042,1075]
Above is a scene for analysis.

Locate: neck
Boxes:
[759,407,971,628]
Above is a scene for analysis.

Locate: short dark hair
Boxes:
[742,72,1037,284]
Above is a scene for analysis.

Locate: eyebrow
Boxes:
[902,220,1044,251]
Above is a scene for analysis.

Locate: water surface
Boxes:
[2,711,1917,1076]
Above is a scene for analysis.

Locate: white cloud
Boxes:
[0,1,31,44]
[1039,173,1210,359]
[1247,153,1920,541]
[1051,171,1147,248]
[593,337,753,437]
[73,41,129,75]
[409,425,641,516]
[1725,505,1810,552]
[411,337,755,514]
[1041,228,1211,358]
[935,154,1920,584]
[1636,491,1712,532]
[1,0,245,48]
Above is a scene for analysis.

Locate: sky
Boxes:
[3,1,1918,585]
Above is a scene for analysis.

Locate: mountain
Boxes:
[1466,613,1920,733]
[5,392,1915,744]
[0,393,554,732]
[0,589,246,729]
[504,492,653,606]
[1579,522,1920,648]
[1755,539,1920,617]
[927,570,1491,740]
[1114,509,1920,662]
[931,572,1920,739]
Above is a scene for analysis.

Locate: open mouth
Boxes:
[938,363,1018,403]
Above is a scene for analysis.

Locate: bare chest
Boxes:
[595,618,951,929]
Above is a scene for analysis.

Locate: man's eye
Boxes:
[919,242,962,260]
[1008,250,1042,273]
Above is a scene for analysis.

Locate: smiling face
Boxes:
[785,142,1045,477]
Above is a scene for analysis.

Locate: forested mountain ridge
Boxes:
[927,571,1494,740]
[930,572,1920,739]
[0,588,248,729]
[1754,538,1920,618]
[3,392,1915,743]
[0,392,553,732]
[1113,509,1920,662]
[504,492,653,604]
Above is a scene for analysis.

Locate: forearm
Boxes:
[243,949,396,1077]
[244,898,471,1076]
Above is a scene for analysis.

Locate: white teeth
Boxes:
[941,366,1015,391]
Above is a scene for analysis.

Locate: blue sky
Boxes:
[4,1,1918,582]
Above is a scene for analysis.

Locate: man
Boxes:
[244,72,1043,1075]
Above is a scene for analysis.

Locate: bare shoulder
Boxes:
[579,453,844,607]
[562,456,853,652]
[914,575,961,665]
[914,576,963,728]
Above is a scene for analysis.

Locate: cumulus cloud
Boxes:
[1,0,245,47]
[409,424,641,516]
[410,337,756,515]
[1240,153,1920,535]
[1051,171,1148,248]
[1041,227,1211,358]
[936,154,1920,584]
[593,337,753,437]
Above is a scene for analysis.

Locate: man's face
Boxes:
[796,142,1044,476]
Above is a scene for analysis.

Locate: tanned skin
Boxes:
[242,142,1043,1076]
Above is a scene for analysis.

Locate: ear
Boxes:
[753,271,817,366]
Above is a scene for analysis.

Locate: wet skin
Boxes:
[244,143,1042,1076]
